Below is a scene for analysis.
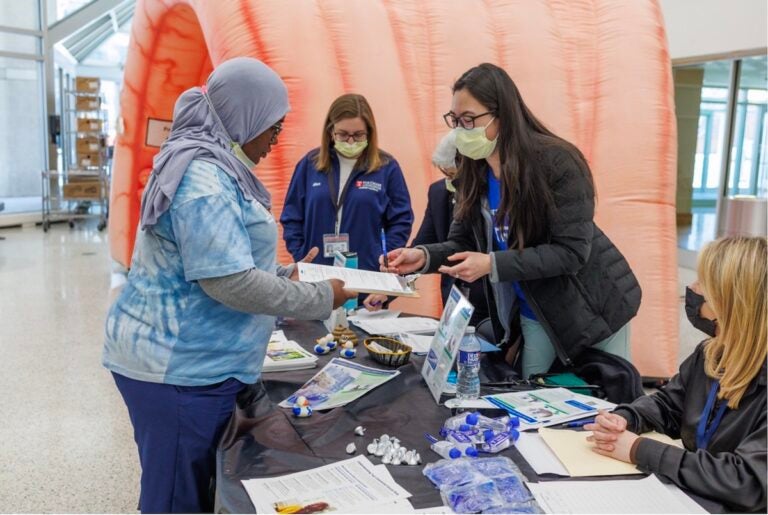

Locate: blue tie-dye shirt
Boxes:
[103,159,277,386]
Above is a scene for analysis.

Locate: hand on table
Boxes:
[584,410,637,463]
[363,294,388,312]
[438,252,491,283]
[289,247,319,281]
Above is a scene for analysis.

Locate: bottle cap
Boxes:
[448,448,461,459]
[483,429,495,442]
[465,412,479,426]
[508,416,520,428]
[459,424,472,432]
[510,429,520,442]
[465,447,479,458]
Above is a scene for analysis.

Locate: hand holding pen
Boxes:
[380,228,389,269]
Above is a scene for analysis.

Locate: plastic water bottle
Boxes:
[456,326,481,400]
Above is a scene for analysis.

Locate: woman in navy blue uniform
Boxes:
[280,93,413,306]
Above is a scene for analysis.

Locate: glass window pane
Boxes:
[47,0,97,25]
[727,55,767,198]
[0,57,44,211]
[0,3,40,30]
[0,32,40,55]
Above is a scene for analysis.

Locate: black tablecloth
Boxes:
[214,319,720,514]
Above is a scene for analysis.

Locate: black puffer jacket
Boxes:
[420,145,641,365]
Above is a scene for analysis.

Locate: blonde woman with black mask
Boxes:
[586,236,767,513]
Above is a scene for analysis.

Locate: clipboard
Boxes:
[296,263,421,298]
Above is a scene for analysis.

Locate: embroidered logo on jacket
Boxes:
[356,180,382,192]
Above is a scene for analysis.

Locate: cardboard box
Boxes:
[75,76,100,94]
[76,118,103,133]
[75,96,101,111]
[75,152,103,168]
[76,137,102,154]
[63,181,102,199]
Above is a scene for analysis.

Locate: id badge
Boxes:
[323,233,350,258]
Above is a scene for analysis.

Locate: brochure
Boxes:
[279,358,401,410]
[483,387,616,429]
[262,333,318,373]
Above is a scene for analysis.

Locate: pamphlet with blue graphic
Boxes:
[279,358,400,410]
[421,285,475,403]
[484,388,616,429]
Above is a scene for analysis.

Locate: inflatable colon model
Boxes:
[111,0,678,377]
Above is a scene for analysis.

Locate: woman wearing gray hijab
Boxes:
[102,57,354,513]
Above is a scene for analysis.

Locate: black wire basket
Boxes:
[363,337,412,367]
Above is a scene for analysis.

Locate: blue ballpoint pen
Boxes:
[561,418,595,429]
[380,228,389,269]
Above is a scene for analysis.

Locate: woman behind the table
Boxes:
[587,236,767,512]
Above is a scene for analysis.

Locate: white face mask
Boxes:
[231,141,257,170]
[454,117,498,160]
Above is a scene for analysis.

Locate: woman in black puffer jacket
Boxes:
[384,63,641,378]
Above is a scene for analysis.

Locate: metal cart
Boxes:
[42,82,110,232]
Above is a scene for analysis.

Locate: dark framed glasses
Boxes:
[333,131,368,143]
[269,121,283,144]
[443,111,494,130]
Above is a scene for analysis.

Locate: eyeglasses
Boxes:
[333,131,368,143]
[269,121,284,145]
[443,111,494,130]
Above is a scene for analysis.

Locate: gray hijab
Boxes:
[139,57,290,228]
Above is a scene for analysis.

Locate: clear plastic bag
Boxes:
[423,458,486,489]
[483,501,542,514]
[439,480,505,514]
[469,456,523,479]
[493,474,534,504]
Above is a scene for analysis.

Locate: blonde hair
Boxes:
[314,93,387,173]
[699,236,767,409]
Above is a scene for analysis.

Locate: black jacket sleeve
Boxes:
[614,347,767,513]
[613,348,694,438]
[419,214,477,273]
[493,147,595,283]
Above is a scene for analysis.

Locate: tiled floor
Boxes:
[0,221,139,513]
[0,221,708,512]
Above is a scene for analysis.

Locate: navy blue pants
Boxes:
[113,373,245,513]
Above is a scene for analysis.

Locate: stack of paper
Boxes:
[262,331,318,373]
[242,455,412,514]
[526,474,706,514]
[351,316,439,336]
[347,308,402,323]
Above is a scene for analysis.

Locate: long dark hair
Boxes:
[453,63,593,248]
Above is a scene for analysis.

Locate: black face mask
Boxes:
[685,286,717,337]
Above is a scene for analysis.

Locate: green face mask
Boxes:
[335,140,368,159]
[454,117,497,160]
[231,141,257,169]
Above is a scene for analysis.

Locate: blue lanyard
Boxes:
[696,380,728,450]
[487,168,508,250]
